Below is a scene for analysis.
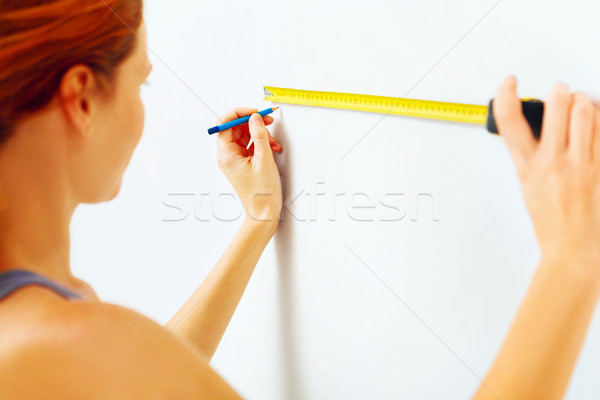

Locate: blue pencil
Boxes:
[207,107,279,135]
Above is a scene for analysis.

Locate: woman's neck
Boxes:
[0,122,98,301]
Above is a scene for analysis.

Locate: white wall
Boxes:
[70,0,600,398]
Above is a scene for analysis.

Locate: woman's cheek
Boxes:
[127,89,145,144]
[136,96,146,141]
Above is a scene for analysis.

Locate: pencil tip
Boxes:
[273,107,279,111]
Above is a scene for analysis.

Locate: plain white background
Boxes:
[70,0,600,398]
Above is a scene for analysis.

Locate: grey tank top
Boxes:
[0,269,82,301]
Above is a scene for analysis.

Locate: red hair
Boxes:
[0,0,144,144]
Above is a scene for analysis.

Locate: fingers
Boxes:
[249,136,283,153]
[494,76,536,170]
[270,135,283,152]
[216,107,257,125]
[249,113,274,162]
[216,107,257,143]
[233,115,278,149]
[539,83,571,157]
[218,110,275,143]
[215,107,282,163]
[494,79,597,173]
[215,108,274,127]
[568,92,595,164]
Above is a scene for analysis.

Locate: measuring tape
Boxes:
[263,86,544,138]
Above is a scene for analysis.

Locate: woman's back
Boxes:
[0,279,240,399]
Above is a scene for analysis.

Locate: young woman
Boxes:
[0,1,281,398]
[0,1,597,399]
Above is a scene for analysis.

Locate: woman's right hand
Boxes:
[215,107,283,233]
[494,76,600,267]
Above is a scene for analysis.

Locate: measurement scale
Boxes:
[263,86,544,138]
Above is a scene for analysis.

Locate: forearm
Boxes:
[165,218,277,361]
[474,257,600,400]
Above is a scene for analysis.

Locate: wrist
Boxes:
[242,215,279,239]
[538,255,600,298]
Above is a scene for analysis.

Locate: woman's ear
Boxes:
[58,64,98,138]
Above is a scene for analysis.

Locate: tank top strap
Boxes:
[0,269,83,301]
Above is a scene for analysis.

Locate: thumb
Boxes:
[494,76,536,171]
[249,113,273,160]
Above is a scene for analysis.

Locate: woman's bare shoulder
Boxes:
[0,288,241,399]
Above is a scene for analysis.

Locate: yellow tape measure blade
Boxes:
[263,86,488,125]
